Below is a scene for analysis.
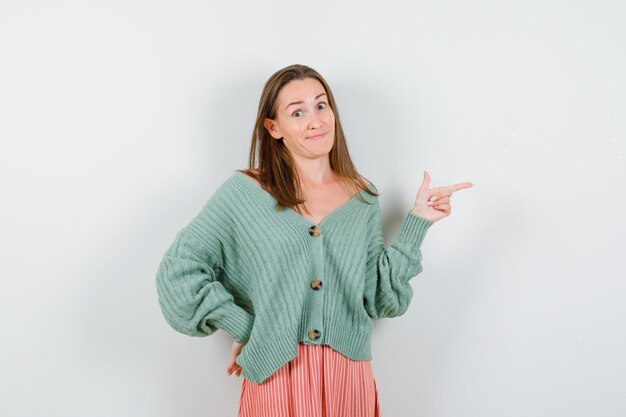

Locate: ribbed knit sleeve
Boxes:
[363,198,435,320]
[155,201,255,343]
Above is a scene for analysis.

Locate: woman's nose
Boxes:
[308,112,322,129]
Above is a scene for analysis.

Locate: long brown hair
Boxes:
[238,64,378,215]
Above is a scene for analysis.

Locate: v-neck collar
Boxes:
[231,170,376,231]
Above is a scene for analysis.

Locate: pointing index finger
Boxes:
[445,182,474,192]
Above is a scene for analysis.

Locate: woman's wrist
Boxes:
[411,207,427,219]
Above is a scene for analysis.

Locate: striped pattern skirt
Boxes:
[239,341,380,417]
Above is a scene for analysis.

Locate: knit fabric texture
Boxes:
[156,170,434,384]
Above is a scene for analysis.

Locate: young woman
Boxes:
[156,64,473,417]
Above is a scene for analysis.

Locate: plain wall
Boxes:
[1,0,625,416]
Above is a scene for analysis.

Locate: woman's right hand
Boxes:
[226,339,247,377]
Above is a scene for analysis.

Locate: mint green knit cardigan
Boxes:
[156,170,434,384]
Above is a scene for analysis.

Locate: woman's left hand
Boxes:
[412,171,473,222]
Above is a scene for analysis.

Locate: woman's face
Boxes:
[264,77,335,161]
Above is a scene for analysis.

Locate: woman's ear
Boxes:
[264,118,282,139]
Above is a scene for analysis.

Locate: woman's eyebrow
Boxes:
[286,93,327,110]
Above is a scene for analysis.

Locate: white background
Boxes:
[1,1,625,416]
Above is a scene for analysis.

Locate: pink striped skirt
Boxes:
[239,342,381,417]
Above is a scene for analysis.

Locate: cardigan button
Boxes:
[308,225,320,237]
[310,279,323,290]
[308,329,321,340]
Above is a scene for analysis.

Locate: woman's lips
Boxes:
[307,132,326,140]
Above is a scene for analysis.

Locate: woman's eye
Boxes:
[293,103,326,117]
